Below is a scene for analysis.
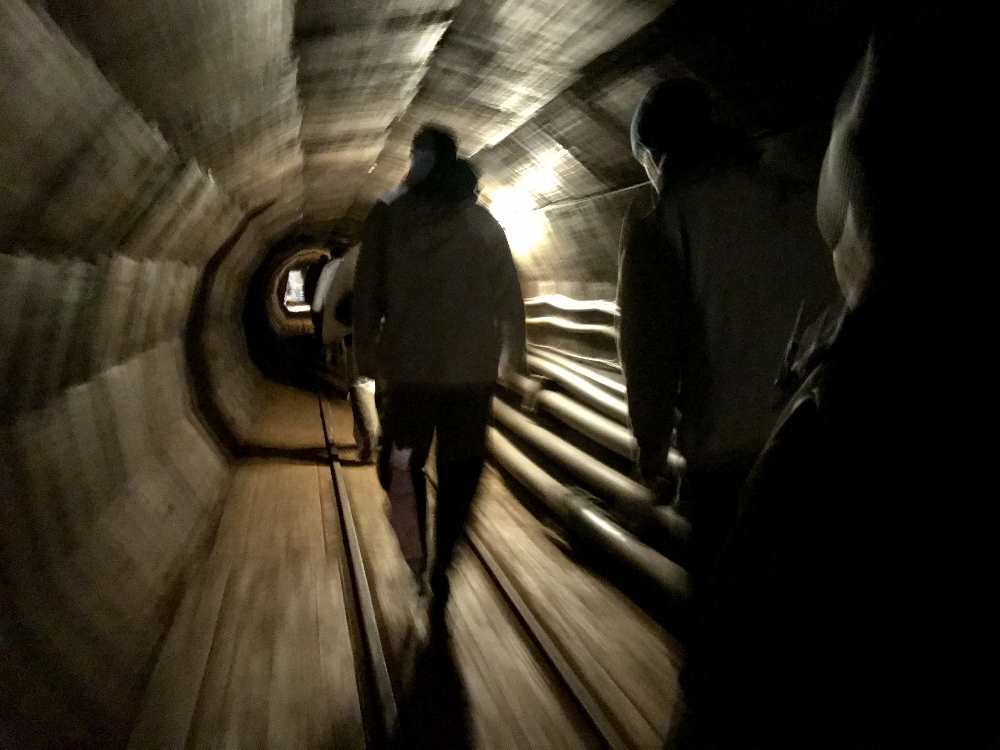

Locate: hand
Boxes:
[499,349,528,379]
[648,472,679,505]
[638,445,680,504]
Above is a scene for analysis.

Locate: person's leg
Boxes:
[350,380,380,463]
[376,384,435,587]
[377,383,430,489]
[407,427,434,585]
[429,455,485,612]
[685,457,755,579]
[427,385,493,616]
[667,456,756,748]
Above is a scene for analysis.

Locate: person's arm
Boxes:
[617,202,687,481]
[312,261,336,312]
[492,220,527,376]
[353,203,388,379]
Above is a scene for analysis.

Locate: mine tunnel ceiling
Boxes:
[45,0,866,241]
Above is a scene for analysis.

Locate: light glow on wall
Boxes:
[487,186,546,259]
[519,151,561,196]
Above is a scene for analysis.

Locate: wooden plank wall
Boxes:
[0,2,278,745]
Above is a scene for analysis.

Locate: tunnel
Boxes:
[2,1,873,747]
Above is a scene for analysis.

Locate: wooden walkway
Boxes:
[130,382,682,749]
[129,385,363,749]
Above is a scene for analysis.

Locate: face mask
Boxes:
[631,105,662,193]
[638,147,662,192]
[407,148,436,185]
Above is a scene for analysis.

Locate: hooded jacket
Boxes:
[320,243,360,347]
[617,136,838,473]
[354,159,526,385]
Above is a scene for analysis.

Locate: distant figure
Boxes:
[666,31,934,748]
[307,253,333,340]
[354,124,526,623]
[310,248,340,343]
[617,77,838,571]
[320,243,360,351]
[317,242,380,461]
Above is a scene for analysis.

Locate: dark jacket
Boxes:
[673,303,920,748]
[354,160,526,385]
[617,142,838,474]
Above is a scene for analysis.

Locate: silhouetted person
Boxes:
[354,124,526,623]
[667,30,934,748]
[307,253,332,339]
[617,78,837,573]
[319,243,358,353]
[318,242,380,460]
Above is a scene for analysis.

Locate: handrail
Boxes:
[523,294,619,316]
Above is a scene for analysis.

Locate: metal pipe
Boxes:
[525,316,619,340]
[492,398,649,510]
[537,390,636,460]
[527,354,630,424]
[536,181,650,214]
[501,371,635,459]
[492,397,691,550]
[530,346,626,395]
[487,428,690,605]
[523,294,619,316]
[526,342,622,373]
[501,372,687,478]
[487,421,567,503]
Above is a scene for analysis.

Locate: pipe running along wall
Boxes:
[486,428,691,605]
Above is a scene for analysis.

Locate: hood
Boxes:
[407,157,479,205]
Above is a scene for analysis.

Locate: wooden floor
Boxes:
[128,384,363,749]
[325,395,682,749]
[470,473,684,748]
[131,382,681,749]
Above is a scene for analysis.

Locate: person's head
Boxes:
[407,124,458,187]
[327,237,353,259]
[631,78,714,190]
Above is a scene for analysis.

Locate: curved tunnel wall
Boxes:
[0,4,278,745]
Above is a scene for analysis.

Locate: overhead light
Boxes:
[518,146,565,196]
[487,186,546,260]
[520,163,558,195]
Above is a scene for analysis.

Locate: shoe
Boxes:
[357,442,375,464]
